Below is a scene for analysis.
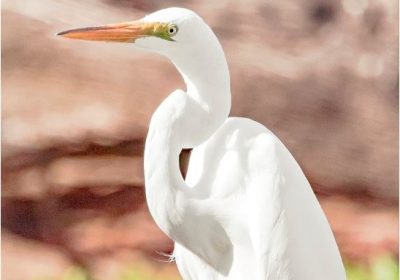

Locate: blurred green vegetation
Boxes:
[119,266,179,280]
[43,255,399,280]
[38,267,89,280]
[346,255,399,280]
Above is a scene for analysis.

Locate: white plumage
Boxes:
[59,7,346,279]
[142,8,345,279]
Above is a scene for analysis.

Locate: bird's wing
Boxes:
[246,128,346,279]
[248,127,346,279]
[182,118,289,278]
[246,132,291,280]
[182,117,345,279]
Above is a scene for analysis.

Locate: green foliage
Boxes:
[346,255,399,280]
[40,255,398,280]
[119,266,180,280]
[61,267,89,280]
[38,267,89,280]
[119,267,155,280]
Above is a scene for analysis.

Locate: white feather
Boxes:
[137,7,346,280]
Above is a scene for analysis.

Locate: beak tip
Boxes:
[56,21,145,42]
[57,30,68,37]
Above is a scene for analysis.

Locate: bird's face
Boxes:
[58,7,205,56]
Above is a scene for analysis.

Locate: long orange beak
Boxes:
[57,21,151,43]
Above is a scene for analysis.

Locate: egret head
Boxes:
[59,7,230,148]
[58,8,213,58]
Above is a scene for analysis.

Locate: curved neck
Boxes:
[144,122,185,235]
[173,37,231,115]
[144,39,231,239]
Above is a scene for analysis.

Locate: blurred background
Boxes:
[1,0,399,279]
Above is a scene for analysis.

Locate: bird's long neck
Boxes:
[144,120,186,237]
[144,39,231,239]
[173,40,232,143]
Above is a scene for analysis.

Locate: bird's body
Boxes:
[147,114,345,280]
[173,117,345,280]
[59,7,346,279]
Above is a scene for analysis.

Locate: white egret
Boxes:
[59,7,346,280]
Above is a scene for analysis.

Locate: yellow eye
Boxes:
[168,25,178,36]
